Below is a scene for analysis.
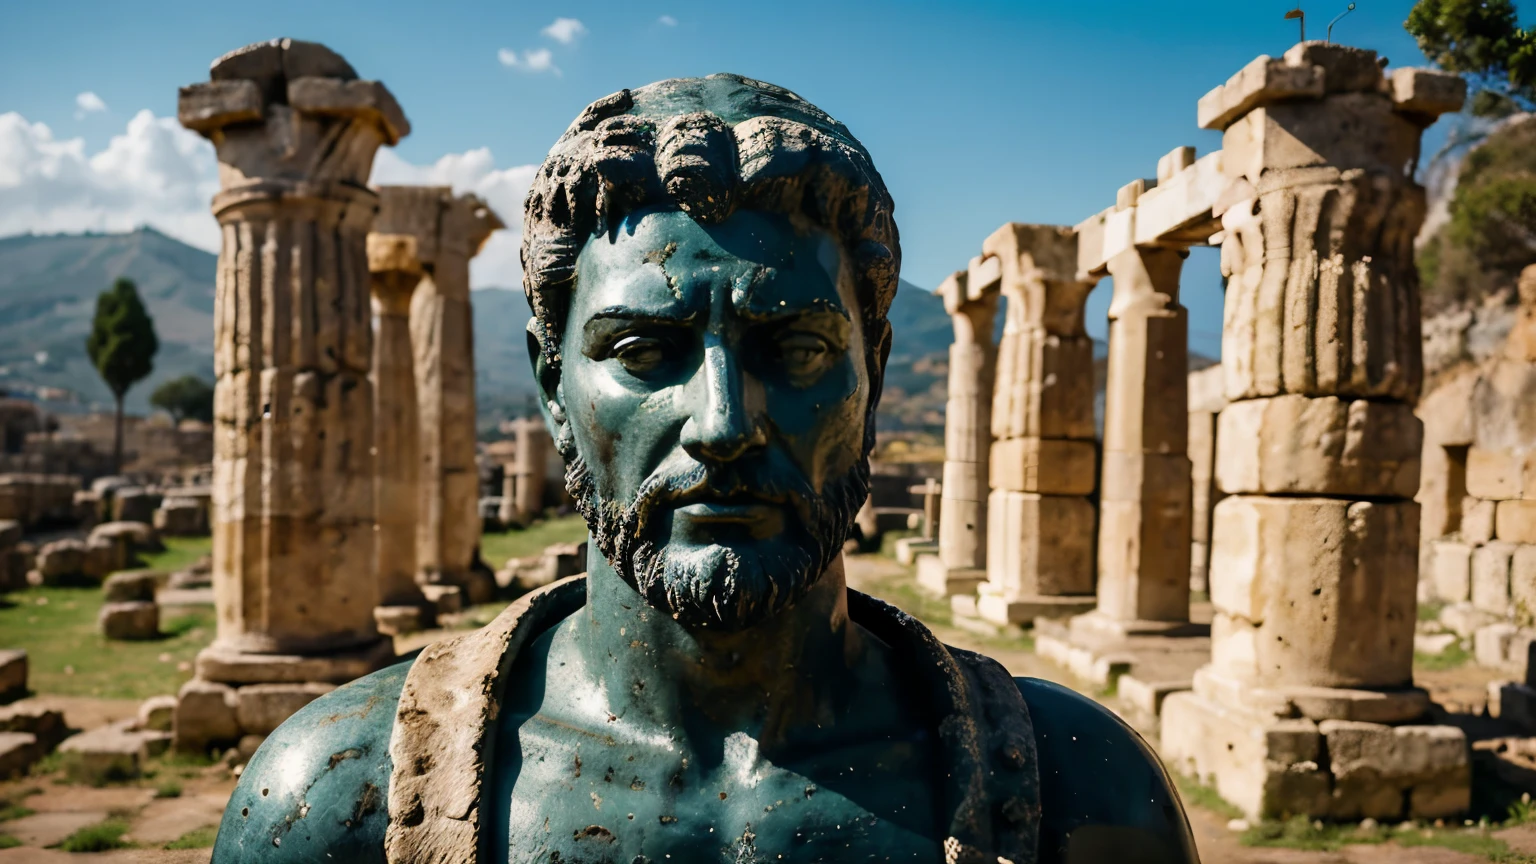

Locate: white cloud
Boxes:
[0,108,535,290]
[541,17,587,45]
[497,47,561,75]
[658,15,678,26]
[0,109,220,251]
[371,148,538,289]
[74,92,107,119]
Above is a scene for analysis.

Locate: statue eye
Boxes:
[777,332,833,378]
[612,335,669,376]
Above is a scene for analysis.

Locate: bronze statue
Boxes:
[214,74,1198,864]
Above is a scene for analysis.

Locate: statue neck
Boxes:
[573,549,864,748]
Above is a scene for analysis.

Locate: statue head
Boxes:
[522,74,899,632]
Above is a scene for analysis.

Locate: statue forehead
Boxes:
[569,208,852,319]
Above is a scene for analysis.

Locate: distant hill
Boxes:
[0,230,1212,434]
[0,228,216,413]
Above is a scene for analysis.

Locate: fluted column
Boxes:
[179,38,408,662]
[1161,44,1468,822]
[973,223,1099,625]
[411,195,503,587]
[367,221,427,614]
[917,260,1000,597]
[510,416,549,526]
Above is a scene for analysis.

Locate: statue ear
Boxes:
[527,322,567,438]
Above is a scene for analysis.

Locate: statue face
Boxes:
[555,206,872,631]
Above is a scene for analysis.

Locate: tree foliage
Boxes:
[1421,117,1536,307]
[1407,0,1536,112]
[85,278,158,400]
[149,374,214,424]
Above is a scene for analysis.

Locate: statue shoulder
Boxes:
[1014,676,1201,864]
[211,656,415,864]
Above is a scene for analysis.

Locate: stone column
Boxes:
[971,224,1099,625]
[1161,44,1467,822]
[1071,224,1193,640]
[917,259,1001,596]
[411,195,503,590]
[1187,364,1227,595]
[172,39,408,753]
[510,416,549,526]
[368,187,442,634]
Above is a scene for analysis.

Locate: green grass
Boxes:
[0,833,20,849]
[164,825,219,849]
[1419,600,1447,622]
[1416,639,1474,671]
[153,780,182,799]
[139,536,212,575]
[479,516,589,570]
[0,539,215,699]
[1396,828,1514,859]
[1171,773,1244,821]
[56,818,134,852]
[1241,815,1388,851]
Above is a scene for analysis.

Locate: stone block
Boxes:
[1472,543,1516,615]
[100,601,158,640]
[1117,676,1188,722]
[989,438,1096,496]
[1513,546,1536,626]
[984,491,1095,598]
[1497,501,1536,543]
[421,583,463,616]
[1440,602,1503,639]
[1428,540,1472,603]
[1208,496,1417,689]
[0,520,20,548]
[112,489,159,524]
[1467,448,1536,501]
[976,592,1096,625]
[138,695,177,733]
[0,702,66,752]
[194,640,395,685]
[90,520,164,554]
[1476,623,1520,668]
[0,649,25,701]
[1320,720,1470,819]
[234,683,334,736]
[0,732,38,780]
[81,537,126,579]
[154,501,207,536]
[177,79,264,131]
[103,570,157,603]
[1462,497,1496,544]
[1198,53,1326,131]
[1284,42,1384,93]
[916,556,986,598]
[1389,68,1468,117]
[58,720,148,783]
[173,680,239,753]
[1215,395,1421,497]
[35,538,85,583]
[374,605,423,636]
[893,537,938,566]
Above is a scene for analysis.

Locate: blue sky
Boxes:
[0,0,1468,358]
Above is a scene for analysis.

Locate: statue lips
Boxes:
[667,486,788,539]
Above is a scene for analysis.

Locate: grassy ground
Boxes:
[0,536,215,701]
[479,516,589,569]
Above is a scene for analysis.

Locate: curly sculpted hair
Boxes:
[520,74,901,448]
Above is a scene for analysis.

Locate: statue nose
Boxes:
[681,343,766,464]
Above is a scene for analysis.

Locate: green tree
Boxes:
[1406,0,1536,113]
[149,374,214,424]
[85,278,158,471]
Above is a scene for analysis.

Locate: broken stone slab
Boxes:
[89,520,164,554]
[0,702,67,750]
[173,679,240,754]
[0,731,38,779]
[1320,720,1471,819]
[234,682,335,736]
[0,649,25,701]
[137,695,177,733]
[102,570,158,603]
[34,538,85,584]
[1215,395,1421,498]
[99,601,158,640]
[58,719,159,783]
[194,640,396,686]
[421,583,463,617]
[374,605,424,637]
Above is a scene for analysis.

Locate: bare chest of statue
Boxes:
[488,627,945,864]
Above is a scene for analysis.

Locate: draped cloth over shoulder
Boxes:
[385,576,1041,864]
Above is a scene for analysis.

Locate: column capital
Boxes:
[179,39,409,206]
[368,233,426,313]
[982,223,1096,337]
[373,186,506,266]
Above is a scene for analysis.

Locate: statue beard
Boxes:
[560,441,868,633]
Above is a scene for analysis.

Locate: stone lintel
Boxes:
[1198,54,1326,132]
[177,80,264,133]
[1132,150,1227,248]
[1389,68,1467,121]
[1156,146,1197,184]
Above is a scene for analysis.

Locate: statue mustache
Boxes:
[625,452,817,534]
